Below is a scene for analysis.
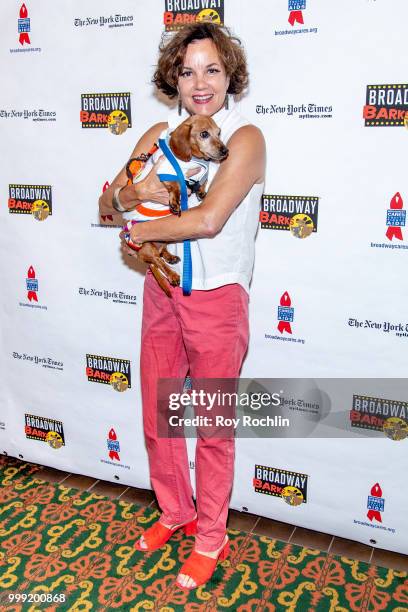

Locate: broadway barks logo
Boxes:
[163,0,224,31]
[8,184,52,220]
[80,93,132,134]
[350,394,408,441]
[25,414,65,449]
[253,464,308,506]
[363,84,408,127]
[261,195,318,237]
[86,354,131,391]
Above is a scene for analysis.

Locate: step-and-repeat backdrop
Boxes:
[1,0,407,554]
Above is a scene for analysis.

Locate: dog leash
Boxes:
[157,136,192,296]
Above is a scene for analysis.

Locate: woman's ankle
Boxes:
[194,534,228,555]
[159,512,196,529]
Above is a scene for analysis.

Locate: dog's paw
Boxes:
[169,274,180,287]
[170,204,181,216]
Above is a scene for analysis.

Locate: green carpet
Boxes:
[0,456,407,611]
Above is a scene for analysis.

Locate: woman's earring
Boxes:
[178,97,182,116]
[224,94,229,110]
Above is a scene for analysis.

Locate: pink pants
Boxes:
[140,269,249,551]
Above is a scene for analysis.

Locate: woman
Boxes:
[99,22,265,590]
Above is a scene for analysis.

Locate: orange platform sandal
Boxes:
[175,534,230,590]
[134,514,198,552]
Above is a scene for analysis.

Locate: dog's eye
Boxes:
[200,131,210,139]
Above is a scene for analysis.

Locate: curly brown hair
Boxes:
[152,23,248,99]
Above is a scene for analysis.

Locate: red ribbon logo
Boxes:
[288,10,304,26]
[19,4,31,46]
[278,291,293,334]
[101,181,113,222]
[108,428,120,461]
[27,266,38,302]
[386,192,404,241]
[367,482,383,523]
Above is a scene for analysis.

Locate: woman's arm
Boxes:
[98,121,170,218]
[129,125,266,244]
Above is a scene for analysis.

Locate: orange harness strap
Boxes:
[135,204,170,217]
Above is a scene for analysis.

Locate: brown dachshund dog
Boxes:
[122,115,229,296]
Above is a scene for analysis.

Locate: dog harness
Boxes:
[123,133,209,295]
[157,148,209,194]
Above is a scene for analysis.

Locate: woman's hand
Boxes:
[120,156,170,208]
[119,229,138,258]
[136,157,202,202]
[135,156,170,205]
[121,156,202,207]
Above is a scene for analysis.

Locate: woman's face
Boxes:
[177,38,230,117]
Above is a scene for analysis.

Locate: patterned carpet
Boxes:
[0,456,407,611]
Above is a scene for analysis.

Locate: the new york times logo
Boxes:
[80,93,131,133]
[261,195,318,237]
[0,109,55,120]
[253,464,308,506]
[164,0,224,31]
[74,14,133,28]
[363,84,408,127]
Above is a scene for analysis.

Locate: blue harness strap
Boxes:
[158,137,192,296]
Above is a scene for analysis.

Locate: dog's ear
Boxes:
[169,122,193,161]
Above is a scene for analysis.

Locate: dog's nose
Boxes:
[219,146,228,157]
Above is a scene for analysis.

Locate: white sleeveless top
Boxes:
[166,98,264,294]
